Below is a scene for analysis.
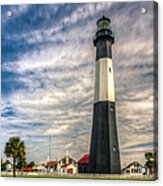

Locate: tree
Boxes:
[145,152,157,175]
[1,159,12,171]
[27,161,35,168]
[4,137,26,177]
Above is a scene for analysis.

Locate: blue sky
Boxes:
[1,1,157,166]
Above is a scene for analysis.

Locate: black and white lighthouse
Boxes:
[89,16,121,174]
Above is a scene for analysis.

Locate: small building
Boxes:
[78,154,89,173]
[32,164,46,172]
[57,153,78,175]
[60,163,77,175]
[122,161,146,176]
[47,161,58,172]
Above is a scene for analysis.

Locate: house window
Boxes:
[109,67,111,72]
[135,169,139,173]
[126,170,130,174]
[132,169,138,173]
[62,158,66,164]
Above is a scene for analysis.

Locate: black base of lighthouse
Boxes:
[89,101,121,174]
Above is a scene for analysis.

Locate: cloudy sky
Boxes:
[1,1,157,167]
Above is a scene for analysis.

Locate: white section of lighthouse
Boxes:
[95,58,115,103]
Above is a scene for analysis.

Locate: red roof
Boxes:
[47,161,58,166]
[78,154,89,164]
[24,167,32,172]
[61,163,70,168]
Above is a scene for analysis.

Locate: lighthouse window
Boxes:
[109,67,111,72]
[110,106,114,112]
[112,146,117,152]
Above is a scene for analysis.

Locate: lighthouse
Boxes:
[89,16,121,174]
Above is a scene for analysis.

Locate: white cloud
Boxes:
[45,125,69,135]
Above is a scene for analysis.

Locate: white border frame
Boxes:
[0,0,162,186]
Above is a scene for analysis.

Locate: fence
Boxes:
[1,171,156,180]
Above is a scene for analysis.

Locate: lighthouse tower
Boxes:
[89,16,121,174]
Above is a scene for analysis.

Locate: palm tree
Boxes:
[4,137,26,177]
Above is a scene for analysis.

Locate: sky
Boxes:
[1,1,157,167]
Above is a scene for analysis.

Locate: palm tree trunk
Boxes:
[150,167,153,175]
[13,158,16,177]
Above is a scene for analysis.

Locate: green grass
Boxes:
[1,174,156,181]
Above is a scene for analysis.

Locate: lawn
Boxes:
[1,174,157,181]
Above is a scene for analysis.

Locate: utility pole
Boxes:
[49,136,51,161]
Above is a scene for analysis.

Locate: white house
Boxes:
[122,161,147,176]
[32,164,47,172]
[59,163,77,175]
[57,152,78,175]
